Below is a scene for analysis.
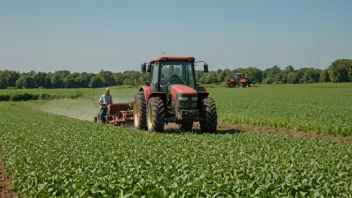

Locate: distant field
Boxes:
[212,83,352,136]
[4,83,351,136]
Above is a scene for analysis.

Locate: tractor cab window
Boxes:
[150,62,160,92]
[160,61,196,89]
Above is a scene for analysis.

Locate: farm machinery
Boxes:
[225,72,251,88]
[94,56,218,133]
[94,103,134,127]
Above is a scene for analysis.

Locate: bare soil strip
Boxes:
[165,123,352,143]
[0,152,15,198]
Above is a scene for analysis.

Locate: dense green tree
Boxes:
[319,69,330,83]
[302,68,321,83]
[16,75,35,88]
[97,70,116,86]
[0,70,21,88]
[74,72,89,88]
[59,70,71,82]
[223,69,233,81]
[274,71,286,84]
[89,77,105,88]
[1,58,352,89]
[203,72,218,84]
[262,65,281,84]
[33,72,50,88]
[328,59,352,82]
[50,74,63,88]
[244,67,263,83]
[285,65,294,73]
[63,74,77,88]
[287,72,298,84]
[113,72,124,85]
[217,69,227,83]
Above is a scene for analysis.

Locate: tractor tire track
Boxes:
[0,152,15,198]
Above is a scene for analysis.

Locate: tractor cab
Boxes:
[234,72,243,81]
[141,57,208,92]
[160,61,193,91]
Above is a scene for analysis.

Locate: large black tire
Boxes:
[133,91,147,130]
[179,122,193,131]
[146,97,165,132]
[200,98,218,133]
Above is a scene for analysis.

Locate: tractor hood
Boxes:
[170,84,197,95]
[170,84,198,104]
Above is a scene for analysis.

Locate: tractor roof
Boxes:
[150,56,195,63]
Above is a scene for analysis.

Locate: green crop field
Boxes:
[1,102,352,197]
[212,84,352,136]
[1,83,352,197]
[9,83,352,136]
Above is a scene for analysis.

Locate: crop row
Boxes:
[0,92,84,101]
[0,103,352,197]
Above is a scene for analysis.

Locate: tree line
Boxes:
[1,59,351,89]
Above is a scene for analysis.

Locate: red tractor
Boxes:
[225,72,251,88]
[133,56,218,132]
[94,56,218,133]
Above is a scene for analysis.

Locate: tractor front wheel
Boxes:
[147,97,165,132]
[200,98,217,133]
[133,91,147,130]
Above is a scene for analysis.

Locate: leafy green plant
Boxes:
[1,103,352,197]
[212,85,352,136]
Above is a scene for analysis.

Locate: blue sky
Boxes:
[0,0,351,73]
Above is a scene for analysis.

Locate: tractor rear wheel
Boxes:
[147,97,165,132]
[133,91,147,130]
[200,98,217,133]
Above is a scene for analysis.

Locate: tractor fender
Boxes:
[138,86,167,103]
[139,86,152,101]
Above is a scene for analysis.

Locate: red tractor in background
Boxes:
[133,56,218,132]
[225,72,251,88]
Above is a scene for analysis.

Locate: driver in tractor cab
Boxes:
[160,69,186,90]
[170,67,186,84]
[98,88,113,123]
[170,74,186,84]
[165,70,187,92]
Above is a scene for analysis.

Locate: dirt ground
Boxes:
[0,153,15,198]
[165,122,352,143]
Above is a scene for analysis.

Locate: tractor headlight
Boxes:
[192,97,198,101]
[179,96,188,101]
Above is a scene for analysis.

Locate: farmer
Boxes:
[98,88,113,123]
